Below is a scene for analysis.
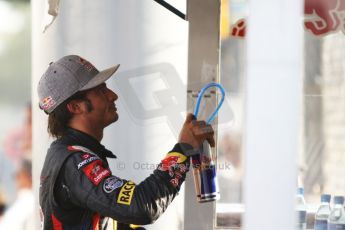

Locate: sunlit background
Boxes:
[0,0,30,205]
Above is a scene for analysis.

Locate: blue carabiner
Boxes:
[193,83,226,124]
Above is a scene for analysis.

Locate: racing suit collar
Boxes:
[65,128,117,159]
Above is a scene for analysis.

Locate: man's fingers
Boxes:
[197,120,207,126]
[193,123,214,135]
[185,113,196,124]
[202,125,215,147]
[207,136,215,147]
[181,115,215,149]
[192,120,207,127]
[201,125,213,133]
[191,123,215,147]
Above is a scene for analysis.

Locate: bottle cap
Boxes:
[334,196,344,205]
[297,187,304,196]
[321,194,331,203]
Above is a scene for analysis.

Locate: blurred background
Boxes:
[0,0,31,210]
[0,0,32,229]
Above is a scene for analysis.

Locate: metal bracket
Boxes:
[153,0,187,21]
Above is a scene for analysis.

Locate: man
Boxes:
[0,190,5,220]
[0,160,34,230]
[38,55,215,230]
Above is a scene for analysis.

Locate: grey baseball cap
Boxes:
[37,55,120,113]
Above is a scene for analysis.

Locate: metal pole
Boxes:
[184,0,221,229]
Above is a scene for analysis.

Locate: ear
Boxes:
[66,100,84,114]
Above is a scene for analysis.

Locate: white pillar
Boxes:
[184,0,221,229]
[32,1,188,229]
[244,0,303,230]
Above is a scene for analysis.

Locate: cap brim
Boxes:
[80,64,120,91]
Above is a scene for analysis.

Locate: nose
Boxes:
[107,88,118,102]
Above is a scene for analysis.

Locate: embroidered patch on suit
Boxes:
[158,152,188,187]
[82,160,110,185]
[117,181,136,205]
[103,176,124,193]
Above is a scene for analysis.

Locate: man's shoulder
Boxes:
[48,142,101,167]
[40,141,86,182]
[64,145,102,169]
[52,144,108,186]
[42,142,102,177]
[46,140,73,159]
[47,141,97,160]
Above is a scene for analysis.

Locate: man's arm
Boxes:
[58,113,214,225]
[60,143,190,225]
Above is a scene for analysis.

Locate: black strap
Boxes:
[153,0,187,20]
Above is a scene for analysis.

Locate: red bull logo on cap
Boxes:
[40,96,56,111]
[77,57,96,72]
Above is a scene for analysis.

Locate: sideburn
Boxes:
[84,98,94,112]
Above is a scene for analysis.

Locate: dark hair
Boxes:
[0,204,5,216]
[47,90,92,138]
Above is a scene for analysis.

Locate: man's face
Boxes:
[82,83,119,128]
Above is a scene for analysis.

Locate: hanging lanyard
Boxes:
[193,83,226,124]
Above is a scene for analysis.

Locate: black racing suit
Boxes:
[39,128,192,230]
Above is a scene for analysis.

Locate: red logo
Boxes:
[82,160,110,185]
[158,154,188,187]
[231,19,246,37]
[40,96,56,110]
[160,156,179,177]
[77,57,95,72]
[304,0,345,35]
[81,154,90,159]
[230,0,345,37]
[79,57,86,64]
[170,178,179,187]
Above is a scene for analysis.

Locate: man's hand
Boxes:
[178,113,215,149]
